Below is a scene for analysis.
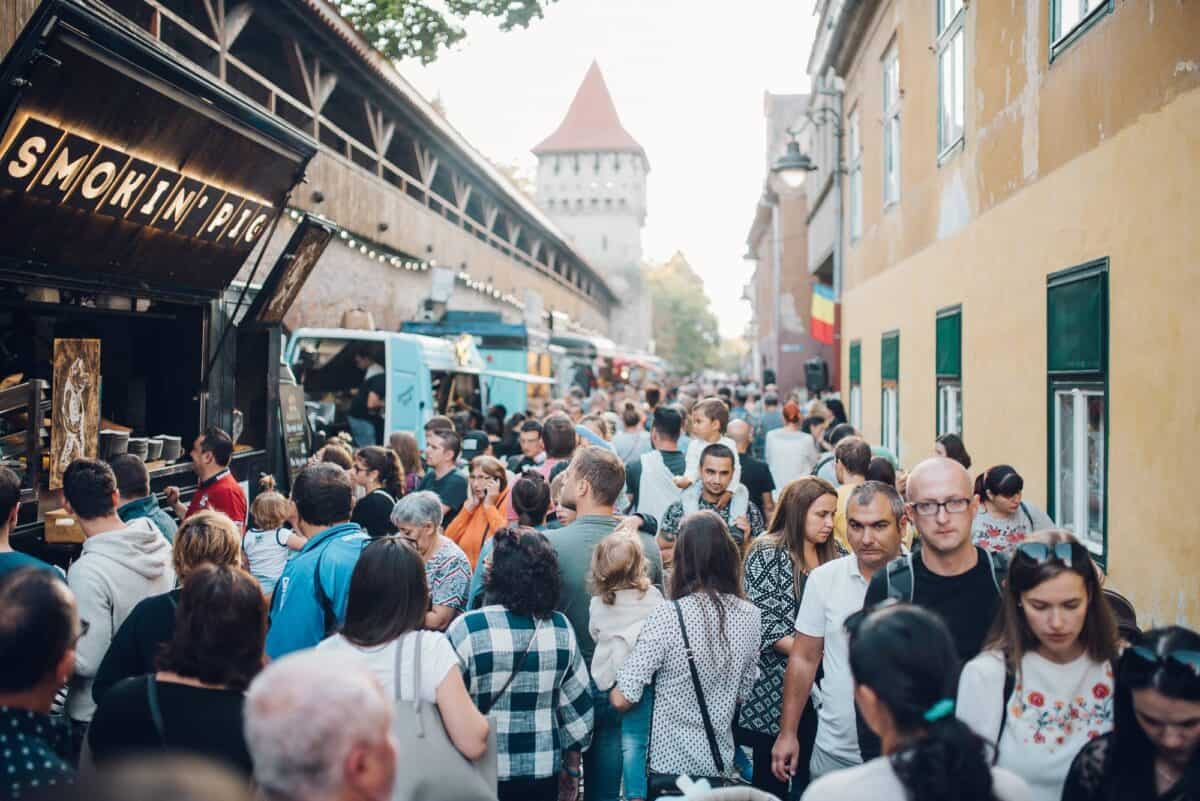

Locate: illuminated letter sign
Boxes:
[0,117,274,248]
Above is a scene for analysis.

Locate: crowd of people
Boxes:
[0,381,1196,801]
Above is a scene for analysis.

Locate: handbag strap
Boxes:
[671,600,725,775]
[145,675,167,748]
[480,619,539,715]
[396,633,428,737]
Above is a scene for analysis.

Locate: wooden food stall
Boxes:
[0,0,316,563]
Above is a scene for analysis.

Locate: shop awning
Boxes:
[479,369,557,386]
[0,0,317,300]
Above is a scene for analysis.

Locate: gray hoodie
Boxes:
[66,516,175,722]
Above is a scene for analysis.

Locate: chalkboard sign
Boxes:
[278,382,309,481]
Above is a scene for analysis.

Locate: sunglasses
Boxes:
[1015,541,1084,569]
[1127,645,1200,678]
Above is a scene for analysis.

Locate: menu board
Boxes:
[50,339,100,489]
[278,382,309,482]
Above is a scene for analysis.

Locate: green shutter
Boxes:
[849,341,861,384]
[1048,262,1107,374]
[881,332,899,382]
[936,308,962,378]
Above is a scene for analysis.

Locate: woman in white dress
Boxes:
[765,401,820,500]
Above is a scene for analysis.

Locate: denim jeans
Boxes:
[347,415,378,447]
[584,685,654,801]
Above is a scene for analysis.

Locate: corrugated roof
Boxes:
[532,61,645,158]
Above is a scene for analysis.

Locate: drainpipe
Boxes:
[832,86,844,391]
[771,198,783,384]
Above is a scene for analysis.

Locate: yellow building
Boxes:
[807,0,1200,625]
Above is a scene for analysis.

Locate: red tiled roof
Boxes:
[533,61,645,157]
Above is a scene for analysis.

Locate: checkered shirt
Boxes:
[446,606,594,781]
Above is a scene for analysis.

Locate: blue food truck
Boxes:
[285,328,554,447]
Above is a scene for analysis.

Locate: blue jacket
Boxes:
[265,522,368,659]
[117,496,178,543]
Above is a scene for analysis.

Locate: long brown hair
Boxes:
[669,511,744,648]
[389,431,423,480]
[985,529,1119,675]
[356,445,405,498]
[760,477,839,594]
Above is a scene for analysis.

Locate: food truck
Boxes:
[285,328,556,448]
[0,0,318,563]
[401,311,556,415]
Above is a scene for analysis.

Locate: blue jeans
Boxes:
[584,685,654,801]
[347,416,378,447]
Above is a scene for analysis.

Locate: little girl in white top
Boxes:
[242,476,307,596]
[588,523,664,801]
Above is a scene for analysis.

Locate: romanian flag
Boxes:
[811,284,836,345]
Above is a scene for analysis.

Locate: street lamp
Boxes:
[771,136,817,189]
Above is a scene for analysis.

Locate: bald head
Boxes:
[727,419,752,452]
[905,456,973,502]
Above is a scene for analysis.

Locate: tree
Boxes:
[645,252,721,377]
[336,0,558,64]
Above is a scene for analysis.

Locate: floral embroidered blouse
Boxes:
[957,650,1114,801]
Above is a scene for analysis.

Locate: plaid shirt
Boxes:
[447,606,594,781]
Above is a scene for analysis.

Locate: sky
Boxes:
[403,0,818,338]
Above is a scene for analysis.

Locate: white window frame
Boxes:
[1052,385,1106,556]
[882,45,901,207]
[881,385,899,456]
[848,109,863,241]
[937,380,962,436]
[849,384,863,430]
[1052,0,1111,51]
[936,1,966,157]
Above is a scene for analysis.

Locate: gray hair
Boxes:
[847,480,906,525]
[244,650,392,801]
[390,490,444,530]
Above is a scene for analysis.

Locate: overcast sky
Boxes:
[404,0,817,338]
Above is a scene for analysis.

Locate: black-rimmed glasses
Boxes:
[908,497,972,517]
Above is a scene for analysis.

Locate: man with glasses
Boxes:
[772,481,907,786]
[856,456,1010,760]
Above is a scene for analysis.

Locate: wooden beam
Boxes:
[451,175,472,213]
[224,3,254,47]
[530,239,543,261]
[413,143,439,187]
[481,199,499,232]
[363,101,397,175]
[291,41,338,136]
[506,219,522,247]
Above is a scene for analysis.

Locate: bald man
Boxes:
[728,419,776,521]
[856,456,1009,760]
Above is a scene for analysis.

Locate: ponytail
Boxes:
[890,716,996,801]
[357,446,405,498]
[251,473,290,530]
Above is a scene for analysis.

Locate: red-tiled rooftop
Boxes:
[533,61,646,158]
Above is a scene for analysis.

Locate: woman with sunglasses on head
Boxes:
[802,602,1032,801]
[956,530,1119,801]
[1062,626,1200,801]
[971,465,1054,554]
[317,536,490,761]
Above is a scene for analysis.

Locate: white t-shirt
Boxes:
[243,527,292,593]
[794,554,871,765]
[801,753,1033,801]
[957,650,1114,801]
[317,630,460,703]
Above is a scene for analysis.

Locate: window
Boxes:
[849,340,863,429]
[1047,260,1108,560]
[882,45,901,207]
[881,331,899,457]
[936,306,962,435]
[1051,0,1113,60]
[594,154,601,174]
[553,157,561,176]
[937,0,966,156]
[848,110,863,241]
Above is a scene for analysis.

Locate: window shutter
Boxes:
[936,308,962,378]
[881,332,900,382]
[849,341,861,384]
[1048,263,1107,374]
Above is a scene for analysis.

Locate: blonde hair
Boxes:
[589,524,651,605]
[173,510,243,581]
[580,413,611,440]
[251,475,291,531]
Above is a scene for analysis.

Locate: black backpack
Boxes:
[883,547,1009,602]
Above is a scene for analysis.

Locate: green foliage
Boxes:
[336,0,557,64]
[646,253,721,377]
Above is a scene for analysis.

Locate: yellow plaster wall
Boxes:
[840,87,1200,627]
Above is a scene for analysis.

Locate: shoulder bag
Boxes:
[389,625,537,801]
[647,601,741,800]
